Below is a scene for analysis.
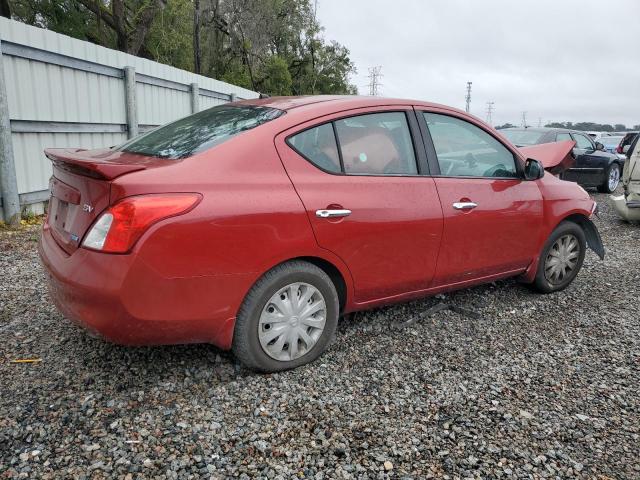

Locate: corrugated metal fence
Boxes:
[0,18,258,222]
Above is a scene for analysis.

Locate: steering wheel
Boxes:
[482,163,509,177]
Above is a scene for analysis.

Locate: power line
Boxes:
[367,66,383,96]
[465,81,472,113]
[485,101,495,125]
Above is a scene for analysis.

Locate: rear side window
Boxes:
[556,133,572,142]
[117,105,284,159]
[287,124,341,173]
[335,113,417,175]
[424,113,518,178]
[288,112,418,175]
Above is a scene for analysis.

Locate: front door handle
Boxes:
[316,209,352,218]
[452,202,478,210]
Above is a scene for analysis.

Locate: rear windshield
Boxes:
[600,136,623,146]
[500,129,545,146]
[116,105,284,159]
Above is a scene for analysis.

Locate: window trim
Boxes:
[416,110,525,180]
[285,109,428,177]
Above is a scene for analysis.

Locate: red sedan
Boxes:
[39,96,604,372]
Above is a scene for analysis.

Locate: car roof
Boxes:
[503,127,592,135]
[237,95,462,113]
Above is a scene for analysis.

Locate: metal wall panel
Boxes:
[0,17,258,201]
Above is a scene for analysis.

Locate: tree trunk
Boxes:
[193,0,201,74]
[0,0,11,18]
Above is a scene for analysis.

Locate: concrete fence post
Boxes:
[0,40,21,225]
[190,83,199,113]
[230,93,237,103]
[123,66,138,138]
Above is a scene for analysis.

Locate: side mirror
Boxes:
[524,158,545,180]
[596,142,605,151]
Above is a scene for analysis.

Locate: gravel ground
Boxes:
[1,191,639,479]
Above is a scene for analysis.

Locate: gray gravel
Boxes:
[1,191,639,479]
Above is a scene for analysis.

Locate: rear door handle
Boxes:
[316,209,352,218]
[452,202,478,210]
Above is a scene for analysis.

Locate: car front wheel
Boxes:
[598,163,621,193]
[531,221,586,293]
[232,260,339,372]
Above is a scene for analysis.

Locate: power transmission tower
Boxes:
[485,101,495,125]
[521,111,528,128]
[367,66,383,96]
[465,81,472,113]
[537,117,542,128]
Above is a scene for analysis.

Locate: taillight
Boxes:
[82,193,201,253]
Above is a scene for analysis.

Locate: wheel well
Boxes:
[296,256,347,312]
[558,213,605,259]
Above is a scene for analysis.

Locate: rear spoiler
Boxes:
[518,140,576,175]
[44,148,169,180]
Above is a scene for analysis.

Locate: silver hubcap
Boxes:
[544,234,580,284]
[609,166,620,191]
[258,282,326,361]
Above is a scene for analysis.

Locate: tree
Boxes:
[614,124,627,131]
[1,0,11,17]
[8,0,357,95]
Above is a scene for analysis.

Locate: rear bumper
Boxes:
[38,228,251,349]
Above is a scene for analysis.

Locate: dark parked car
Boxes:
[501,128,624,193]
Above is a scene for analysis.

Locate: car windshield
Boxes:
[116,105,284,159]
[501,129,545,146]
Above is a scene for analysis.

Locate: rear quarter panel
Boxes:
[109,129,355,344]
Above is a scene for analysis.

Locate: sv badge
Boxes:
[83,204,94,213]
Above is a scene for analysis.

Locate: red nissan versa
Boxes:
[39,96,604,372]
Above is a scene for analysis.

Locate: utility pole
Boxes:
[521,111,528,128]
[465,81,472,113]
[367,66,383,96]
[485,101,495,126]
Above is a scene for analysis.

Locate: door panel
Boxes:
[417,110,544,285]
[432,178,543,284]
[275,108,443,303]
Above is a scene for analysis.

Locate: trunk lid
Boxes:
[44,148,173,254]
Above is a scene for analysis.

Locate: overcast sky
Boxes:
[317,0,639,127]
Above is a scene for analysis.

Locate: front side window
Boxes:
[573,133,594,150]
[335,112,418,175]
[117,105,284,159]
[424,113,518,178]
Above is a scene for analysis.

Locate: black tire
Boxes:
[232,260,339,372]
[597,163,621,193]
[531,221,586,293]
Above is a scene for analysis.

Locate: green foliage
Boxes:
[8,0,357,95]
[258,56,292,95]
[146,0,194,71]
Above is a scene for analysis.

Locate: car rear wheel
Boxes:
[598,163,621,193]
[232,260,339,372]
[531,221,586,293]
